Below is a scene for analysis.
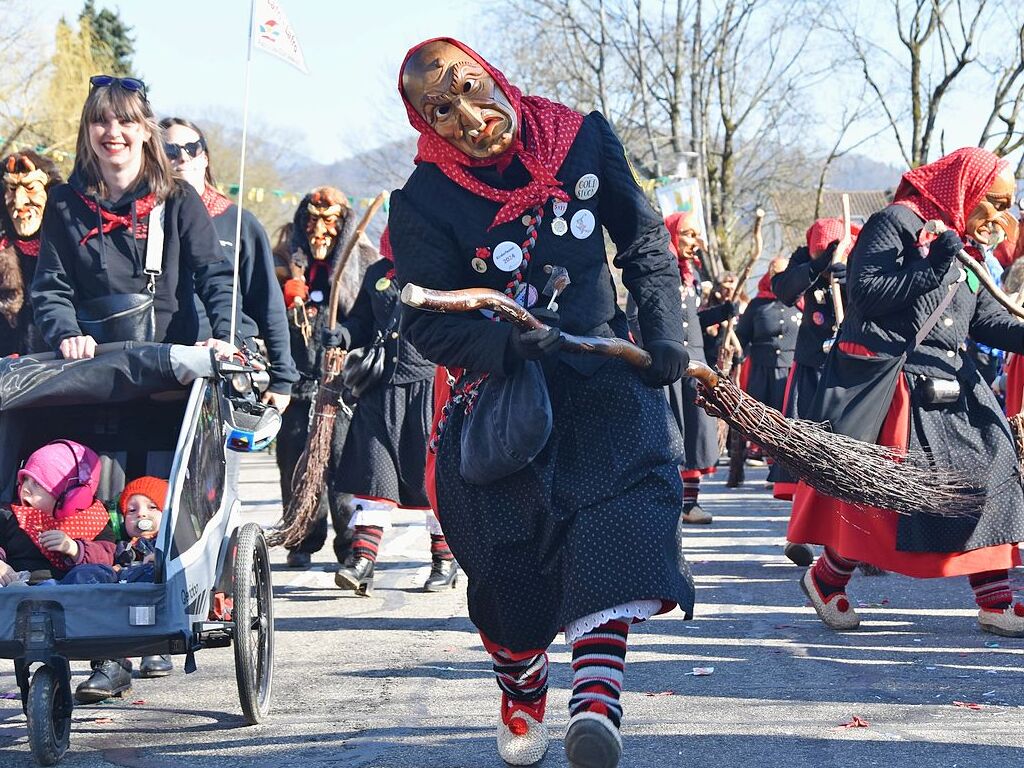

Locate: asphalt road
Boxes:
[2,453,1023,767]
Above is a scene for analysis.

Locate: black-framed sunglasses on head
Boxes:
[164,140,205,161]
[89,74,147,101]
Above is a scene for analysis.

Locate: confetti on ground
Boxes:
[689,667,714,676]
[0,691,20,700]
[93,717,115,724]
[131,700,146,705]
[953,701,983,710]
[840,715,870,728]
[644,691,675,697]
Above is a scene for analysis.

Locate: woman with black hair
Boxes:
[160,116,297,411]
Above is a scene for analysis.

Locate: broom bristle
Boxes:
[695,377,983,517]
[266,375,346,549]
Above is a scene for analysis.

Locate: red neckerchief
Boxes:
[75,190,158,245]
[805,217,862,256]
[201,185,233,217]
[399,37,584,230]
[380,227,395,279]
[0,234,41,258]
[893,148,1007,255]
[12,500,109,569]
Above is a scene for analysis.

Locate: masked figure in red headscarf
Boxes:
[768,219,861,516]
[389,38,692,767]
[735,255,801,421]
[626,210,734,524]
[789,147,1024,638]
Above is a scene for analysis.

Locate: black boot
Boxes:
[784,542,814,567]
[285,550,311,568]
[139,655,173,678]
[423,558,459,592]
[335,555,374,596]
[75,659,132,704]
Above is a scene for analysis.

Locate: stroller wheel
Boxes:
[232,523,275,725]
[27,665,71,766]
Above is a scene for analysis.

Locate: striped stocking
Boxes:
[569,618,629,729]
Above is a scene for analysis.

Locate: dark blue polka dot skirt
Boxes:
[435,359,696,652]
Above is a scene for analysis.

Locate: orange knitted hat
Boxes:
[119,476,169,516]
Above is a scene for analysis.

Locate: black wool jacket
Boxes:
[210,206,298,395]
[735,295,800,369]
[390,111,685,375]
[771,246,842,369]
[32,174,236,349]
[336,259,435,385]
[842,204,1024,378]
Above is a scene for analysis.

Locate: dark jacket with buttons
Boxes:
[389,111,685,377]
[734,294,800,369]
[771,246,841,369]
[337,259,434,385]
[841,204,1024,378]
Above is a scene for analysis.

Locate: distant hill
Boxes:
[827,154,903,191]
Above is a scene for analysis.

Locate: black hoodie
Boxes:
[31,173,236,349]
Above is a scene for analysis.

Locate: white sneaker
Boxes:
[978,604,1024,638]
[496,693,548,766]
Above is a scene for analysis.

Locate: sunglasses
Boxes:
[89,74,148,101]
[164,140,206,160]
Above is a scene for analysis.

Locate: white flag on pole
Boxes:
[253,0,308,73]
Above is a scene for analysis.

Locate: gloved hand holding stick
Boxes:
[402,283,979,519]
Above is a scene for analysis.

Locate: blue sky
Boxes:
[29,0,1011,173]
[36,0,484,163]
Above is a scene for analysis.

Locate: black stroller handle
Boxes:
[23,341,159,363]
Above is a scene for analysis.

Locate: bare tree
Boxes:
[838,0,991,168]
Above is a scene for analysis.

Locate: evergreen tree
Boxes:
[78,0,135,77]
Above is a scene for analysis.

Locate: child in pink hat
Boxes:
[0,440,115,585]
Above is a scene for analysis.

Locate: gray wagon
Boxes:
[0,343,277,765]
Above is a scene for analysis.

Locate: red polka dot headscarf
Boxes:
[893,147,1009,237]
[399,37,584,230]
[805,217,861,257]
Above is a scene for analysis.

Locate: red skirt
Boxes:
[1006,353,1024,418]
[787,373,1019,578]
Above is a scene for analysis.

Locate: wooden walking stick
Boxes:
[829,193,853,325]
[268,192,387,549]
[717,207,764,377]
[403,284,981,517]
[718,207,764,480]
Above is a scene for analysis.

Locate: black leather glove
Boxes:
[810,241,838,273]
[321,326,347,350]
[642,339,690,387]
[508,307,562,362]
[927,229,964,274]
[827,261,847,286]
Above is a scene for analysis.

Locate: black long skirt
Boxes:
[335,377,433,509]
[435,359,695,652]
[668,377,720,472]
[768,363,820,487]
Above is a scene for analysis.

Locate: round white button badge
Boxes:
[570,209,596,239]
[575,174,599,200]
[492,241,524,272]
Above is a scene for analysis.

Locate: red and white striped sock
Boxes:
[681,473,700,510]
[429,534,454,562]
[569,618,629,729]
[969,569,1012,611]
[351,525,384,563]
[811,547,858,599]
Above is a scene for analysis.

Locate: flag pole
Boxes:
[228,0,256,348]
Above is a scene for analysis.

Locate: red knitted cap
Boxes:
[119,476,169,516]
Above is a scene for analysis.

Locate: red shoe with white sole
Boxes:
[801,568,860,630]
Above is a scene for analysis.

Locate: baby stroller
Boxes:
[0,342,280,765]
